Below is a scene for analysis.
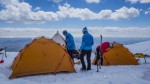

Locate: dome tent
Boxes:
[92,42,138,66]
[9,36,75,79]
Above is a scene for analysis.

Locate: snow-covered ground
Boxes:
[0,41,150,84]
[125,41,150,55]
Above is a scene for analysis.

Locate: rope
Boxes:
[54,53,65,73]
[103,55,110,65]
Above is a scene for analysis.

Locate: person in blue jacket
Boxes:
[79,27,94,71]
[63,30,76,61]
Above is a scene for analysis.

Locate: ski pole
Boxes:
[99,35,102,69]
[143,55,147,63]
[96,51,99,72]
[4,47,7,58]
[97,35,102,72]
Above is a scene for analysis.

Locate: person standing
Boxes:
[62,30,76,61]
[79,27,94,71]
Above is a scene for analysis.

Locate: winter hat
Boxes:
[82,27,88,34]
[62,30,67,35]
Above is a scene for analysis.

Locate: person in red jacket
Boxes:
[95,42,110,65]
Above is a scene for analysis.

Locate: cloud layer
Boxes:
[126,0,150,4]
[0,0,140,24]
[0,27,150,38]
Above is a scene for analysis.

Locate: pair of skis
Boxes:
[97,35,102,72]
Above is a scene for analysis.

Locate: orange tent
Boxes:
[9,37,75,79]
[93,42,138,66]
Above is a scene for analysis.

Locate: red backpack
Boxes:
[97,42,110,55]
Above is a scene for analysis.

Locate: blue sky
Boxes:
[0,0,150,28]
[0,0,150,37]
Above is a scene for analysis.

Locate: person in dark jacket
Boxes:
[79,27,94,71]
[63,30,76,61]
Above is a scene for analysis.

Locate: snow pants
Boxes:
[80,50,92,70]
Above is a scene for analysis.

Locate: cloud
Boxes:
[34,7,41,11]
[145,11,150,14]
[85,0,100,4]
[126,0,150,4]
[47,0,63,3]
[0,0,18,5]
[0,1,140,24]
[0,27,150,38]
[89,27,150,37]
[110,6,140,20]
[144,7,150,15]
[0,1,59,24]
[57,4,140,20]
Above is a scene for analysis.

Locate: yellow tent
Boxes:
[92,42,138,66]
[103,42,138,65]
[9,37,75,79]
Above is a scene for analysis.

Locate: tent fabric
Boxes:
[92,42,138,66]
[9,37,75,79]
[51,31,66,46]
[103,42,138,65]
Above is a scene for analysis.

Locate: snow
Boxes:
[0,41,150,84]
[125,40,150,55]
